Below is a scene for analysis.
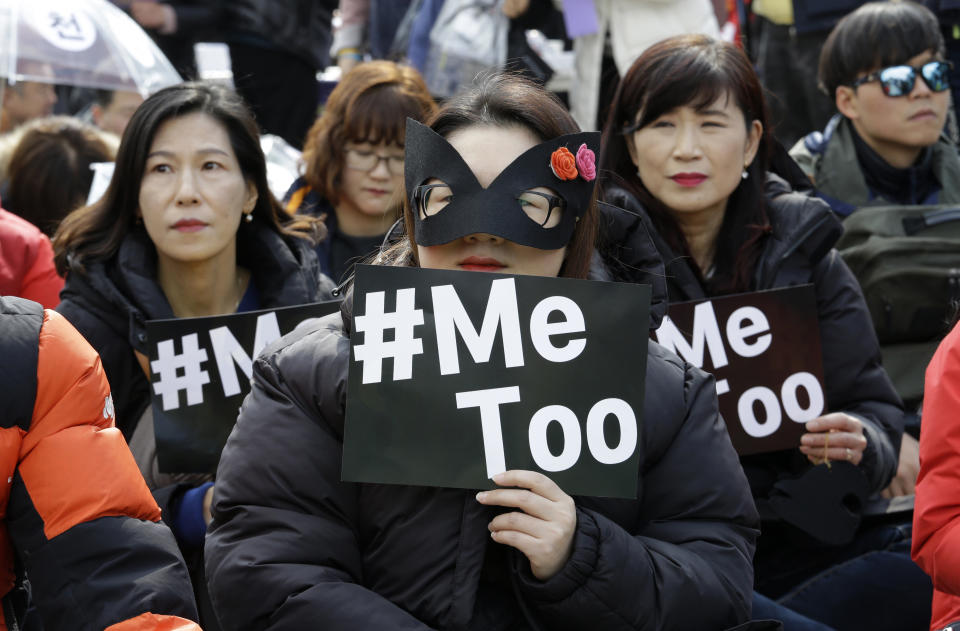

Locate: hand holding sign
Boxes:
[799,413,867,466]
[477,470,577,580]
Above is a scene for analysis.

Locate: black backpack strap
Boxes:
[0,296,44,433]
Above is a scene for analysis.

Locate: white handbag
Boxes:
[423,0,509,98]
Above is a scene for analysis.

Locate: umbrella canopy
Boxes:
[0,0,181,95]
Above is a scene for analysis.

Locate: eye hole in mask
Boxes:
[415,180,566,229]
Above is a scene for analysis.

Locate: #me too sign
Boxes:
[654,285,825,455]
[147,301,341,473]
[342,265,651,498]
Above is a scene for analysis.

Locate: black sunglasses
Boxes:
[850,60,952,97]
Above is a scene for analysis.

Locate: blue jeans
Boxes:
[756,522,932,631]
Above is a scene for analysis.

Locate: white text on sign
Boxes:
[654,299,824,438]
[151,312,301,410]
[353,278,589,383]
[354,278,638,478]
[456,387,638,478]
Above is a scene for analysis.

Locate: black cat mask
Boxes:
[404,119,600,250]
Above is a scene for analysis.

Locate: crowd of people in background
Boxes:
[2,0,960,630]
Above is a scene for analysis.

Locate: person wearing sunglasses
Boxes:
[284,61,437,285]
[789,0,960,517]
[790,1,960,216]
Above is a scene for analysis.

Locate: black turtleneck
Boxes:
[850,125,939,205]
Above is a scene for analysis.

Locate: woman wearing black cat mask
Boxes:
[205,73,759,630]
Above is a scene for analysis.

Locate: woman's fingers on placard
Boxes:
[477,487,552,520]
[799,431,867,450]
[488,512,575,580]
[492,469,568,502]
[805,412,863,435]
[488,509,543,536]
[800,444,862,465]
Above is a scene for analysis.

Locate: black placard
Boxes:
[341,265,650,498]
[147,301,341,473]
[654,285,825,455]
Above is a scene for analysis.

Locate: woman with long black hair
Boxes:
[599,34,929,630]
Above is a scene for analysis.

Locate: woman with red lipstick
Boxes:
[51,82,333,629]
[284,61,437,285]
[600,34,930,630]
[205,73,762,630]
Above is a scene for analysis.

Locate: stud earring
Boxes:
[244,212,253,223]
[741,168,749,180]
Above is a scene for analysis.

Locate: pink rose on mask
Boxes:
[576,143,596,181]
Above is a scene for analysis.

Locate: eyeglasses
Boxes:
[414,183,566,228]
[850,60,952,97]
[344,148,404,175]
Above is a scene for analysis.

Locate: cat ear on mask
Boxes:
[404,119,483,203]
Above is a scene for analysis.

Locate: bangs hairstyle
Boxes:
[600,34,773,295]
[387,72,598,280]
[819,1,945,98]
[301,61,436,206]
[53,82,322,276]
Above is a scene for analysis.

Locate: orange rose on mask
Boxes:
[550,146,578,181]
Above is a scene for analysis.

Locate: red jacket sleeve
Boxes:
[913,321,960,595]
[18,235,63,310]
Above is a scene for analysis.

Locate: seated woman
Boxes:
[284,60,436,285]
[205,73,760,630]
[599,34,927,630]
[914,318,960,631]
[51,82,333,626]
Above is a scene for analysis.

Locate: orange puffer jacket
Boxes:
[0,296,201,631]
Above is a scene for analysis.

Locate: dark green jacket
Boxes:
[789,115,960,215]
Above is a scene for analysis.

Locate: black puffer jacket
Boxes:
[56,222,333,439]
[604,176,904,535]
[205,245,760,631]
[224,0,336,68]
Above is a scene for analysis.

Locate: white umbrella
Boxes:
[0,0,181,95]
